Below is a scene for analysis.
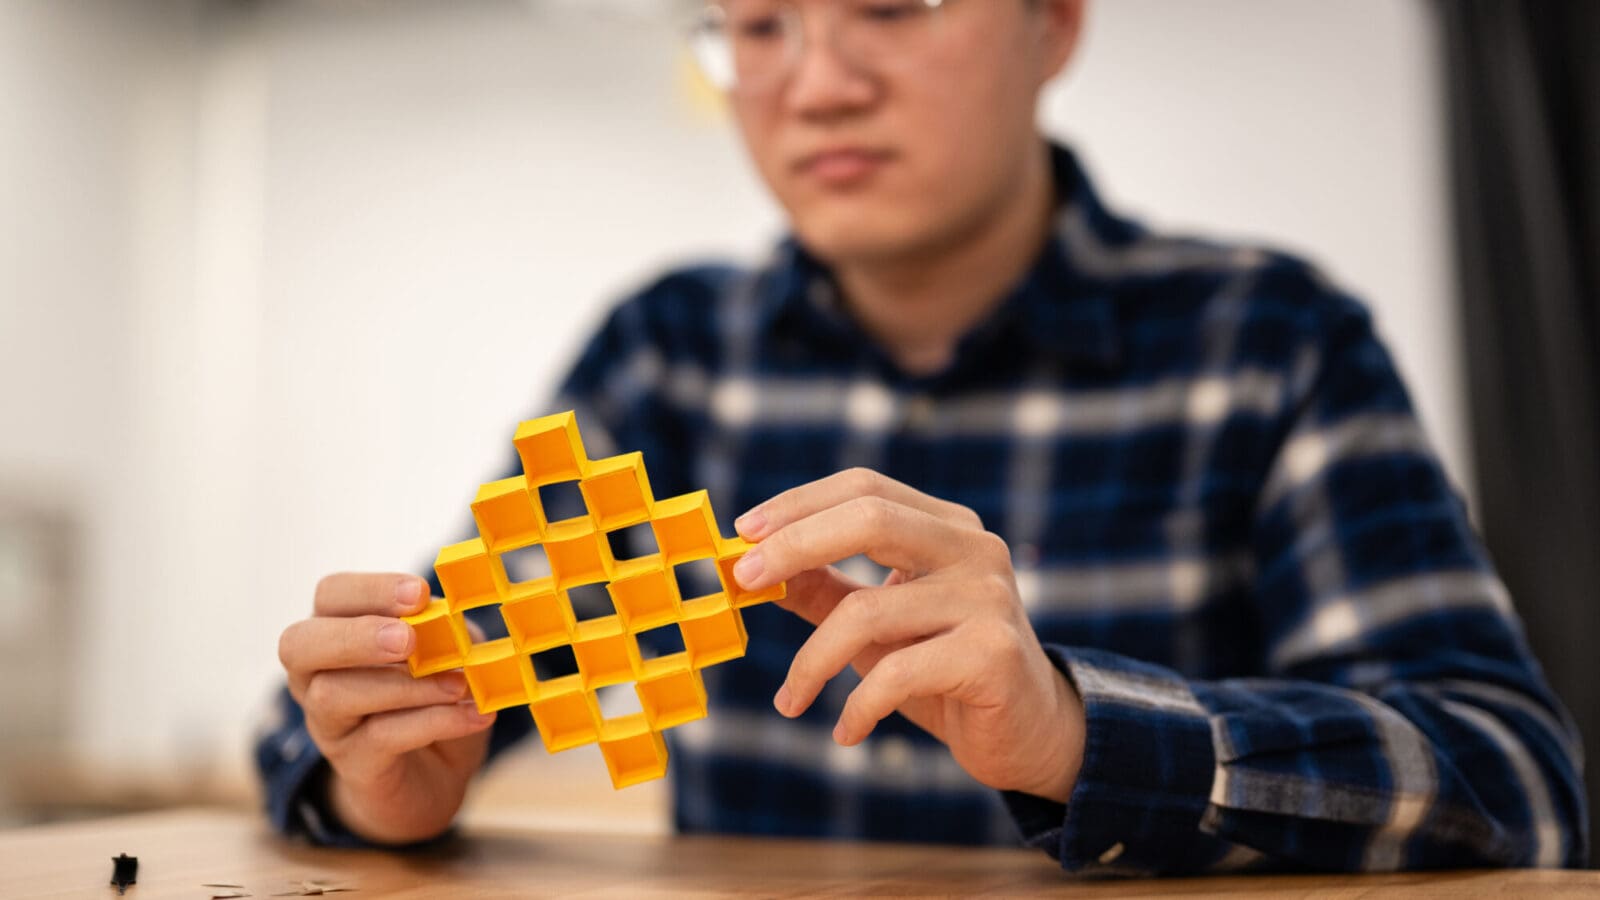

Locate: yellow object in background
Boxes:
[403,411,784,789]
[676,48,727,124]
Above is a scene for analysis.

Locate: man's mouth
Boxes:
[794,147,895,187]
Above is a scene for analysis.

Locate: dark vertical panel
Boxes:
[1435,0,1600,868]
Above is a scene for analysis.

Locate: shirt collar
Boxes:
[756,142,1129,373]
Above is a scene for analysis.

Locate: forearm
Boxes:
[1006,643,1585,875]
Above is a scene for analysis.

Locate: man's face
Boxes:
[721,0,1077,265]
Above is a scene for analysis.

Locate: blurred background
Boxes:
[2,0,1594,863]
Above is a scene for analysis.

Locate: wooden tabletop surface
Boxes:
[2,808,1596,898]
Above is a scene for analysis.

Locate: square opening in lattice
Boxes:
[605,521,660,565]
[530,643,578,681]
[634,621,687,659]
[580,453,654,531]
[528,674,600,753]
[567,581,616,623]
[649,491,722,566]
[672,557,721,603]
[435,538,507,614]
[635,654,707,730]
[543,518,614,590]
[607,559,680,632]
[595,681,645,720]
[462,638,534,714]
[717,540,787,608]
[598,713,669,788]
[514,412,587,486]
[679,595,748,668]
[405,599,469,676]
[471,476,545,552]
[535,479,588,526]
[500,583,573,652]
[496,542,554,590]
[571,617,641,690]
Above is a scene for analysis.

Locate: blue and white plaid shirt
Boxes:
[257,143,1586,874]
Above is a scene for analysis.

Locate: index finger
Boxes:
[314,572,429,618]
[736,468,981,542]
[733,496,973,592]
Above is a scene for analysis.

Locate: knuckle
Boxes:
[874,653,912,690]
[303,672,337,713]
[977,571,1015,609]
[853,495,895,531]
[339,617,370,659]
[951,503,984,530]
[973,621,1023,665]
[788,647,821,687]
[841,588,877,624]
[312,572,343,610]
[971,531,1011,566]
[843,467,879,496]
[766,526,800,566]
[277,622,306,671]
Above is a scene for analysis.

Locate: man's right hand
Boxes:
[277,573,497,845]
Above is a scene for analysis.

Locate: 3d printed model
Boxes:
[401,411,785,788]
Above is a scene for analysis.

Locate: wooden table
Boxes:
[2,809,1595,898]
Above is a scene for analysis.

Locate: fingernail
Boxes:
[395,577,424,611]
[774,684,793,716]
[735,509,767,539]
[732,548,764,588]
[378,622,411,654]
[833,721,850,745]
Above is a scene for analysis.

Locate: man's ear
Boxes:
[1032,0,1089,86]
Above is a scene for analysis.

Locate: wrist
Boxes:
[326,767,456,847]
[1030,667,1087,804]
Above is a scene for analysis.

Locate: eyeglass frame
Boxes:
[686,0,963,96]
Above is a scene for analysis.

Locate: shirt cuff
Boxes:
[1002,644,1219,875]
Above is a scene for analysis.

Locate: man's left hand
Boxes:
[731,468,1086,803]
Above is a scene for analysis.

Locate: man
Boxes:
[260,0,1587,875]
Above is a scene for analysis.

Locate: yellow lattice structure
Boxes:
[400,411,784,788]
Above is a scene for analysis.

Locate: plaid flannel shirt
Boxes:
[256,143,1586,874]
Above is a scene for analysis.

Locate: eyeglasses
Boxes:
[688,0,960,95]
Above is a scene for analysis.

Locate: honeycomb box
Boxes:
[401,410,785,788]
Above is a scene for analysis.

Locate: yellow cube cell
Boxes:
[649,491,721,565]
[435,538,507,613]
[579,453,654,532]
[606,558,681,632]
[635,654,707,730]
[598,713,670,789]
[543,518,614,590]
[462,638,535,714]
[717,539,788,609]
[679,594,748,668]
[528,675,601,753]
[402,599,470,677]
[513,411,588,486]
[572,616,641,689]
[471,475,545,551]
[499,583,575,652]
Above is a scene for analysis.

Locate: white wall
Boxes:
[1,0,1468,784]
[1045,0,1465,483]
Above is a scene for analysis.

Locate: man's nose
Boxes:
[782,15,878,119]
